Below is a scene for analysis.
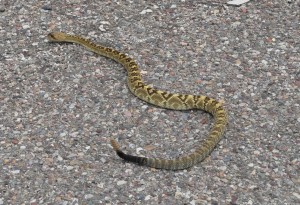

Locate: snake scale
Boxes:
[47,32,228,170]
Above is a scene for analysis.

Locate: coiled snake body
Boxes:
[48,32,228,170]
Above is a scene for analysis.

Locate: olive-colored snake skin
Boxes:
[47,32,228,170]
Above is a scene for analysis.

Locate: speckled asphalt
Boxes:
[0,1,299,204]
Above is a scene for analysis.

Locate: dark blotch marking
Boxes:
[96,45,105,50]
[210,100,218,107]
[90,42,97,48]
[125,57,132,62]
[105,48,113,52]
[120,54,127,59]
[113,50,120,55]
[178,94,188,102]
[130,66,138,72]
[203,96,211,107]
[215,106,224,112]
[161,92,173,101]
[146,87,158,95]
[204,96,211,103]
[129,72,140,77]
[193,95,199,104]
[129,62,137,67]
[137,82,145,88]
[130,78,141,83]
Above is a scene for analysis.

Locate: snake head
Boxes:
[47,32,68,42]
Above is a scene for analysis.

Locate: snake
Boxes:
[47,32,228,170]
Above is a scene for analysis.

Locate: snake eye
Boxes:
[48,33,55,39]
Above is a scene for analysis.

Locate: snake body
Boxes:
[47,32,228,170]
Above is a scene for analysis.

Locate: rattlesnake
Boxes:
[47,32,228,170]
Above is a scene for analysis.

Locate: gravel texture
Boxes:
[0,0,299,204]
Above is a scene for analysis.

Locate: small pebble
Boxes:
[11,170,20,174]
[140,9,152,14]
[117,180,127,186]
[41,5,52,11]
[84,194,94,199]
